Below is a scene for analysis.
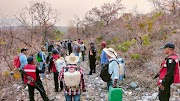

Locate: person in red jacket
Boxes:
[158,43,179,101]
[49,49,63,92]
[23,56,50,101]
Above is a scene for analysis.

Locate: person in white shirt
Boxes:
[103,48,119,89]
[80,41,86,61]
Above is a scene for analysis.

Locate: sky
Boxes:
[0,0,153,26]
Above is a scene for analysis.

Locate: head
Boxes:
[100,41,106,49]
[21,48,28,54]
[103,48,117,59]
[65,53,79,65]
[90,42,94,47]
[52,49,58,55]
[41,46,46,51]
[161,43,175,55]
[81,41,83,44]
[27,56,34,64]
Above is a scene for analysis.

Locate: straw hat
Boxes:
[103,48,117,58]
[65,53,79,64]
[73,41,79,45]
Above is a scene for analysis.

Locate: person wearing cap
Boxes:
[103,48,119,89]
[59,53,86,101]
[23,56,50,101]
[157,43,179,101]
[49,49,63,92]
[100,41,108,68]
[88,42,97,75]
[19,48,28,82]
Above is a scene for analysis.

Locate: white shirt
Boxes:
[108,57,119,83]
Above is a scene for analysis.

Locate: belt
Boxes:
[65,86,80,89]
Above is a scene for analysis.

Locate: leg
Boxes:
[92,59,96,73]
[28,84,35,101]
[88,59,93,75]
[82,51,85,61]
[159,84,171,101]
[73,94,81,101]
[53,72,59,92]
[64,94,72,101]
[36,83,49,101]
[60,80,63,90]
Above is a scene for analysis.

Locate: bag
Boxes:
[76,45,81,53]
[117,58,126,81]
[54,57,66,72]
[100,60,115,82]
[13,56,21,68]
[64,67,81,87]
[36,52,42,62]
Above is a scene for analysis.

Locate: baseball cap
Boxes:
[160,43,175,49]
[21,48,28,52]
[27,56,34,63]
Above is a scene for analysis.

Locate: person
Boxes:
[59,53,86,101]
[23,56,50,101]
[88,42,96,75]
[100,41,108,69]
[103,48,119,89]
[73,41,80,57]
[37,47,46,78]
[157,43,179,101]
[48,41,54,52]
[67,40,73,55]
[80,41,86,61]
[78,39,81,44]
[19,48,28,82]
[48,49,63,92]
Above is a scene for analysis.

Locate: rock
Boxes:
[151,92,158,99]
[141,96,152,100]
[130,82,138,89]
[177,89,180,95]
[135,88,141,91]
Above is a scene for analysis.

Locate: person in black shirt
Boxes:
[48,41,54,52]
[67,40,72,55]
[88,42,96,75]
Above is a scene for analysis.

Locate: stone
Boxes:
[135,88,141,91]
[151,92,158,99]
[130,82,138,89]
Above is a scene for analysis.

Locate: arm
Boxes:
[48,57,53,72]
[41,52,46,63]
[36,64,45,73]
[81,73,86,91]
[112,61,119,87]
[19,55,27,70]
[161,58,176,87]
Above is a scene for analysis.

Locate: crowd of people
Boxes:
[14,39,179,101]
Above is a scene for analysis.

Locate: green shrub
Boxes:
[118,39,136,52]
[141,34,150,46]
[96,36,103,42]
[131,54,140,59]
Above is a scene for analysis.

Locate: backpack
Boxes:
[13,56,21,68]
[64,66,81,87]
[36,52,42,62]
[76,45,81,53]
[117,57,126,81]
[100,60,115,82]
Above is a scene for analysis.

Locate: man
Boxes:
[59,53,86,101]
[67,40,72,55]
[100,41,108,68]
[103,48,119,89]
[80,41,86,61]
[88,42,96,75]
[23,56,50,101]
[48,41,54,52]
[19,48,28,82]
[37,47,46,78]
[73,41,80,57]
[158,43,179,101]
[49,49,63,92]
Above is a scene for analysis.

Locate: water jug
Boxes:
[108,86,123,101]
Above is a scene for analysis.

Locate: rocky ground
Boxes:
[0,58,180,101]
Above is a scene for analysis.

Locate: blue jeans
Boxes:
[39,62,45,78]
[64,94,81,101]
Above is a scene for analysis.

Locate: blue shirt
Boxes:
[100,50,108,64]
[19,53,27,70]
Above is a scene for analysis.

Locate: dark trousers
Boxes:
[68,49,72,55]
[81,51,85,61]
[89,58,96,74]
[53,72,59,92]
[27,84,49,101]
[159,84,171,101]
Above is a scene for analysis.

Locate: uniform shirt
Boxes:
[162,57,176,87]
[108,57,119,84]
[59,65,86,96]
[80,44,85,51]
[100,50,108,64]
[19,53,28,70]
[89,46,96,60]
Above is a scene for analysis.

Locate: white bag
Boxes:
[119,63,125,76]
[64,70,81,87]
[54,57,66,72]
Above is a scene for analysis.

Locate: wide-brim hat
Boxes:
[73,41,78,45]
[65,53,79,64]
[103,48,117,58]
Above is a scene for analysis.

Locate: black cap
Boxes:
[160,43,175,49]
[21,48,28,52]
[52,49,58,54]
[27,56,34,63]
[90,42,94,45]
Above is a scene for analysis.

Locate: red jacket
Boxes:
[51,54,60,72]
[158,53,180,85]
[23,64,37,86]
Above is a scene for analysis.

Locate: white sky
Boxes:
[0,0,153,26]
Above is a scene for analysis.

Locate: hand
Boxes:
[113,84,117,88]
[158,84,164,90]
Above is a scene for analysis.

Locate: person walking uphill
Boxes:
[103,48,119,89]
[157,43,180,101]
[88,42,96,75]
[59,53,86,101]
[19,48,28,82]
[23,56,50,101]
[49,49,63,92]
